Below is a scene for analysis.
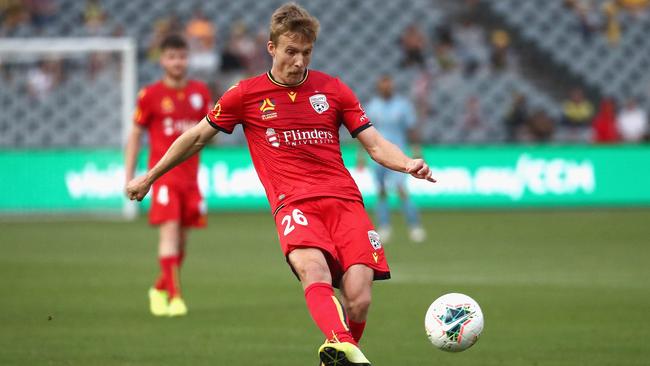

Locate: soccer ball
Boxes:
[424,293,484,352]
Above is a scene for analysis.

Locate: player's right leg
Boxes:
[288,248,371,366]
[157,221,187,317]
[340,264,374,343]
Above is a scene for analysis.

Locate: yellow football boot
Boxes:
[318,341,371,366]
[148,288,168,317]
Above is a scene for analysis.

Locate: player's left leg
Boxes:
[374,167,392,243]
[340,264,374,343]
[165,226,189,316]
[397,184,426,243]
[158,221,187,316]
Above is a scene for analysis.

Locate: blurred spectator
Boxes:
[430,24,458,73]
[411,68,433,128]
[249,26,272,75]
[27,58,63,100]
[460,96,486,142]
[591,98,619,143]
[618,0,650,17]
[503,93,528,142]
[27,0,58,29]
[185,9,219,80]
[146,14,182,62]
[454,17,486,76]
[490,29,511,70]
[526,110,555,142]
[399,23,427,68]
[562,88,594,128]
[616,97,648,142]
[83,0,109,36]
[229,21,256,74]
[220,21,256,87]
[573,1,601,41]
[0,0,30,36]
[432,42,458,73]
[602,1,622,45]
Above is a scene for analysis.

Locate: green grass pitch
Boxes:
[1,209,649,365]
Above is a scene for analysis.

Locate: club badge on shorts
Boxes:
[368,230,382,250]
[309,94,329,114]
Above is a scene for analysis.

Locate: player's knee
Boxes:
[158,239,180,256]
[346,293,372,319]
[294,258,331,285]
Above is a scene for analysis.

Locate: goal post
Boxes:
[0,37,138,218]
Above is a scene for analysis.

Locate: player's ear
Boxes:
[267,41,276,57]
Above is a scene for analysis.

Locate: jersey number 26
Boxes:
[281,209,308,236]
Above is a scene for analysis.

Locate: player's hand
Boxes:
[406,159,436,183]
[125,175,151,201]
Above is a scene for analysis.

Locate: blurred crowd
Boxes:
[1,0,648,145]
[143,9,271,97]
[393,0,648,144]
[565,0,650,45]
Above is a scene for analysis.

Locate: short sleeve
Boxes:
[338,79,372,138]
[133,88,151,126]
[206,83,243,134]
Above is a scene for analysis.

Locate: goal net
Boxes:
[0,37,137,218]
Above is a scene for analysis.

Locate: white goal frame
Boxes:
[0,37,137,146]
[0,37,138,219]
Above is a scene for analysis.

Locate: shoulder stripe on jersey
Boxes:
[350,122,373,138]
[266,70,309,88]
[206,116,233,134]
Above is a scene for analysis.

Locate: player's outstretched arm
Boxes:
[124,123,145,185]
[357,126,436,182]
[126,117,218,201]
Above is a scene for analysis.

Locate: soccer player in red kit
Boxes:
[127,3,434,364]
[124,34,212,317]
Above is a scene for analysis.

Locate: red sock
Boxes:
[304,283,356,345]
[153,273,166,291]
[159,256,181,299]
[349,320,366,343]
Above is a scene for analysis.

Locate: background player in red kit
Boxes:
[127,3,434,364]
[124,34,211,317]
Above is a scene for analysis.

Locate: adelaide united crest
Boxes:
[309,94,329,114]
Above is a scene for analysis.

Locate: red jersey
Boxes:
[206,70,372,214]
[135,80,212,187]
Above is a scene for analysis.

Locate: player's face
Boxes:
[160,47,188,80]
[268,33,313,85]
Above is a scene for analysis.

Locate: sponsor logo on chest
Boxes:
[265,127,335,148]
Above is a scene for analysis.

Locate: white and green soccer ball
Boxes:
[424,293,484,352]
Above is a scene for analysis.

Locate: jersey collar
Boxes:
[266,69,309,88]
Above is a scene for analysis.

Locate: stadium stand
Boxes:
[1,0,648,147]
[487,0,650,106]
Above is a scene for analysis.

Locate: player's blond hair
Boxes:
[269,2,320,44]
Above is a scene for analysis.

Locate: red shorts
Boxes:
[274,197,390,286]
[149,183,206,228]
